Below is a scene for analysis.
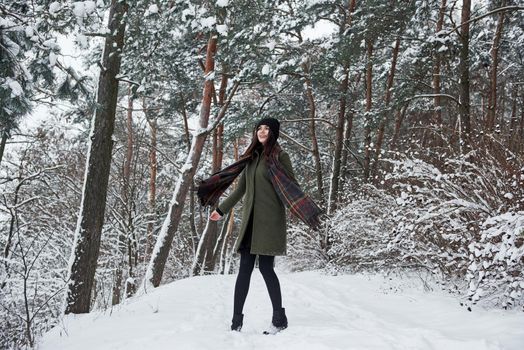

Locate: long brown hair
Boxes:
[239,125,278,161]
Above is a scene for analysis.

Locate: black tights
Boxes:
[233,251,282,315]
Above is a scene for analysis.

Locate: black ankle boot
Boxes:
[263,308,288,335]
[231,313,243,331]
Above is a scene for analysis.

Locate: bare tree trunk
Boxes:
[340,109,354,190]
[363,39,374,181]
[390,104,409,150]
[340,72,361,194]
[194,70,229,276]
[145,98,157,261]
[302,60,325,204]
[65,0,129,314]
[486,2,506,132]
[509,85,518,151]
[372,36,400,178]
[124,87,137,298]
[433,0,447,146]
[0,131,7,166]
[112,268,122,306]
[178,93,199,256]
[516,93,524,152]
[218,139,239,274]
[112,86,135,305]
[458,0,472,149]
[142,34,240,289]
[327,0,356,214]
[327,68,348,213]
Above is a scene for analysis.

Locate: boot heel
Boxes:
[231,313,244,331]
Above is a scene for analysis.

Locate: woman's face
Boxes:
[257,124,270,145]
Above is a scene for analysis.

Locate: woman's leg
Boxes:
[258,255,282,311]
[233,251,256,315]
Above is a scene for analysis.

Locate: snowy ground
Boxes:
[40,270,524,350]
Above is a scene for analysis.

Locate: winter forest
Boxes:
[1,0,524,348]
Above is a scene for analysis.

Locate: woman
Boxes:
[197,117,322,334]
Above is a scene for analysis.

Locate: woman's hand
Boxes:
[209,210,222,221]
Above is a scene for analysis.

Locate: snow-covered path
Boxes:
[40,271,524,350]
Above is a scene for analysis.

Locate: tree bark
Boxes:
[432,0,447,146]
[112,85,135,305]
[145,98,157,261]
[194,70,229,276]
[326,0,356,214]
[328,65,348,213]
[178,93,199,255]
[302,60,325,205]
[509,85,518,151]
[372,36,400,178]
[458,0,472,149]
[0,131,7,166]
[515,92,524,152]
[340,73,361,194]
[64,0,128,314]
[486,2,506,132]
[124,87,137,298]
[142,33,221,289]
[390,105,408,150]
[218,139,239,274]
[363,39,374,181]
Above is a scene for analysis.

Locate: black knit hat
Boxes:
[255,117,280,140]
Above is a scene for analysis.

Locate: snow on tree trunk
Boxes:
[486,4,506,132]
[145,98,157,261]
[458,0,472,148]
[432,0,447,135]
[141,34,218,290]
[372,36,400,179]
[64,0,129,314]
[302,60,325,206]
[0,131,8,166]
[363,39,374,182]
[193,69,229,276]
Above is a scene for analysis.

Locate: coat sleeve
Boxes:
[217,169,247,214]
[279,151,298,184]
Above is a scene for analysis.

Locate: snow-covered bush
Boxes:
[325,185,397,271]
[318,151,523,309]
[286,220,328,272]
[466,212,524,309]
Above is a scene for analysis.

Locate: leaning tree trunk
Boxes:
[144,34,217,287]
[193,69,229,276]
[141,34,239,289]
[64,0,129,314]
[179,93,199,255]
[458,0,472,150]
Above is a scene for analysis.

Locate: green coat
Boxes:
[217,148,296,256]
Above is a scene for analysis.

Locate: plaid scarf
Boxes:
[197,145,323,230]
